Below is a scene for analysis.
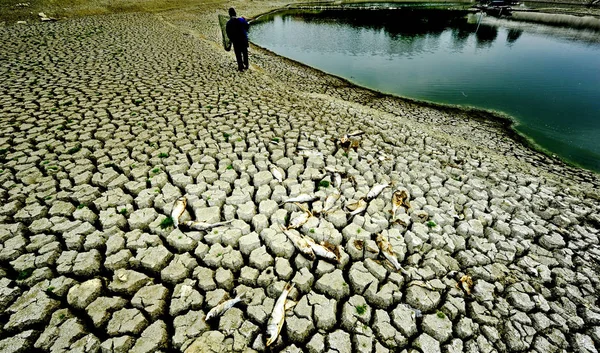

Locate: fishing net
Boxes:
[218,14,232,51]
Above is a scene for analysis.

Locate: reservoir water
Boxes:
[250,6,600,172]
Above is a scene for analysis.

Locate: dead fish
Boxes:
[347,130,365,137]
[457,275,474,295]
[183,220,233,231]
[304,236,340,263]
[171,196,187,228]
[205,292,244,321]
[279,194,317,206]
[391,189,411,218]
[280,225,315,260]
[353,239,364,251]
[376,233,408,274]
[288,211,311,230]
[297,150,323,158]
[322,193,341,214]
[346,199,367,218]
[366,183,390,201]
[333,172,342,189]
[271,166,283,183]
[266,282,296,346]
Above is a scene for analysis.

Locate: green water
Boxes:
[250,7,600,172]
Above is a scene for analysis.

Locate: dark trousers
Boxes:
[233,42,248,70]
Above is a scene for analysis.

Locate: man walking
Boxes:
[226,8,250,72]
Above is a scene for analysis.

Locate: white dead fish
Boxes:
[183,220,233,231]
[333,173,342,189]
[376,233,408,274]
[271,166,283,183]
[297,150,323,158]
[266,282,296,347]
[457,275,474,295]
[391,189,411,218]
[171,196,187,228]
[347,130,365,137]
[205,292,244,321]
[279,194,317,205]
[280,225,315,260]
[304,236,340,263]
[366,183,390,201]
[346,199,367,218]
[322,193,341,214]
[288,210,311,230]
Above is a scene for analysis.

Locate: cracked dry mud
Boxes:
[1,2,600,353]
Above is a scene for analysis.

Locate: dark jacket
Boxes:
[226,16,249,46]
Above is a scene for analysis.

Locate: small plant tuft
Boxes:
[356,304,367,315]
[77,204,86,209]
[160,217,174,229]
[272,137,279,142]
[119,208,128,215]
[309,228,315,234]
[152,167,160,174]
[17,268,34,280]
[67,145,81,154]
[158,152,169,158]
[226,164,233,170]
[427,221,437,228]
[319,180,330,188]
[223,132,231,142]
[437,311,446,319]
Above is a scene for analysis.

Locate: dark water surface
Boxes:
[250,7,600,172]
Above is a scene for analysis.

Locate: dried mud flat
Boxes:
[1,3,600,353]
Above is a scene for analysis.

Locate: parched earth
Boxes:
[1,2,600,353]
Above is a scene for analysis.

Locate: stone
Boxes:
[218,307,244,332]
[391,304,418,338]
[239,232,261,255]
[307,333,326,353]
[349,262,379,293]
[131,284,168,320]
[131,320,168,353]
[315,269,350,300]
[249,246,274,270]
[5,286,60,331]
[128,208,158,230]
[308,292,337,330]
[327,330,352,353]
[108,269,152,295]
[413,333,441,353]
[405,284,441,312]
[100,336,136,353]
[173,310,210,349]
[135,245,172,273]
[184,331,228,353]
[86,296,128,328]
[106,308,148,336]
[0,330,37,353]
[67,278,103,310]
[292,267,314,293]
[421,312,453,343]
[161,253,198,284]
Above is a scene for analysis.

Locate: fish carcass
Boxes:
[280,226,315,260]
[303,236,341,263]
[265,282,296,346]
[376,233,408,274]
[366,183,390,201]
[171,196,187,228]
[183,220,234,231]
[205,292,244,320]
[279,193,318,206]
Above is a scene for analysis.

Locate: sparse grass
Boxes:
[356,304,367,315]
[17,268,34,280]
[67,145,81,154]
[44,196,52,200]
[437,311,446,319]
[0,148,7,154]
[309,228,315,233]
[160,216,174,229]
[152,167,160,174]
[272,137,279,142]
[318,180,330,188]
[158,152,168,158]
[119,208,128,215]
[226,164,233,170]
[357,228,362,234]
[77,204,86,209]
[427,221,437,228]
[223,132,230,142]
[46,286,55,293]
